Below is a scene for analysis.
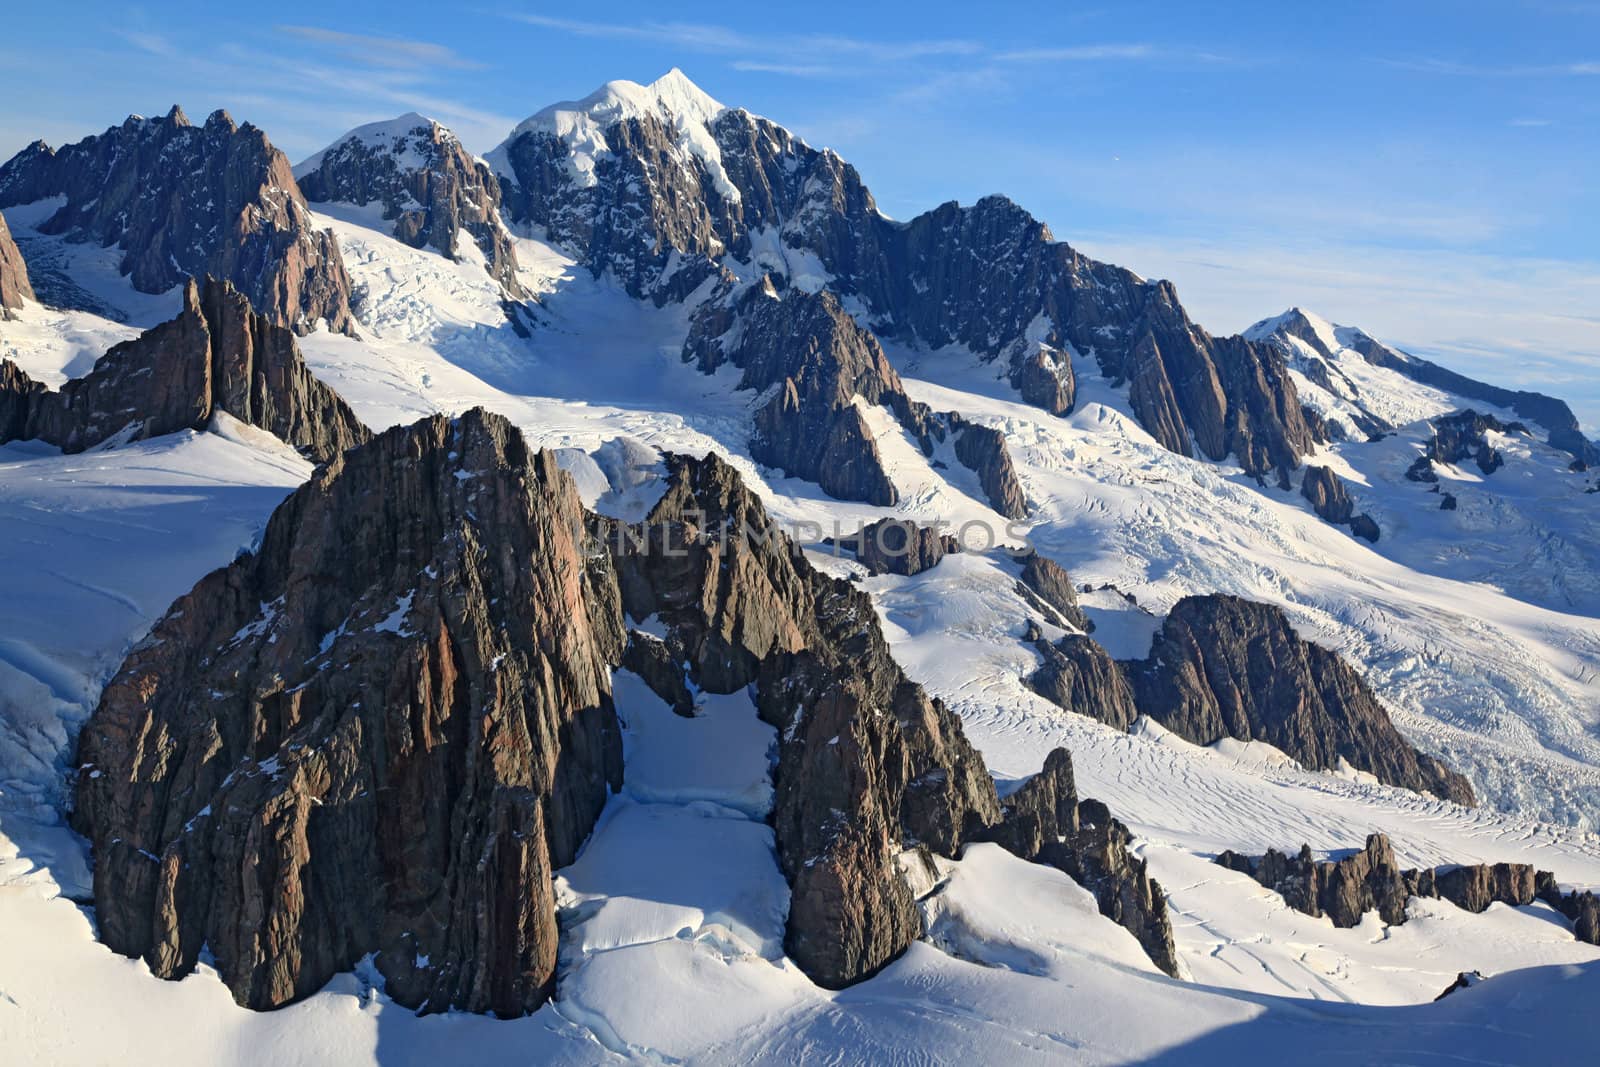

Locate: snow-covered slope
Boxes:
[486,68,732,195]
[4,73,1600,1064]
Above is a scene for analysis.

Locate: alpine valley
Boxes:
[2,70,1599,1065]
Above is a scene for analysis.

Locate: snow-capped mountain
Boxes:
[296,114,522,296]
[2,68,1599,1065]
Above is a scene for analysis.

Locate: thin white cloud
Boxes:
[731,60,841,78]
[1511,117,1556,126]
[277,25,486,71]
[116,30,176,57]
[504,13,980,63]
[1383,57,1600,76]
[996,44,1156,62]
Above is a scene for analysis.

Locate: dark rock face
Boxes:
[684,281,903,505]
[1300,465,1380,542]
[984,749,1178,976]
[682,279,1028,516]
[602,450,1004,986]
[0,107,353,334]
[1017,554,1091,632]
[73,409,625,1014]
[1122,595,1475,805]
[1554,891,1600,945]
[495,82,1319,482]
[0,210,33,315]
[1027,635,1139,732]
[952,416,1028,519]
[1415,410,1514,478]
[839,517,960,576]
[1218,833,1600,946]
[0,278,369,461]
[296,115,521,296]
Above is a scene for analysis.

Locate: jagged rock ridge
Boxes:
[0,210,33,316]
[75,416,1178,1012]
[833,517,961,577]
[1120,595,1475,804]
[982,748,1179,975]
[0,277,369,461]
[1405,410,1522,482]
[1252,307,1599,465]
[493,75,1320,483]
[1217,833,1600,946]
[296,114,522,296]
[0,106,354,334]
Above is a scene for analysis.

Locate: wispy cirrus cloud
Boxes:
[503,13,981,65]
[277,25,487,71]
[1382,56,1600,76]
[499,10,1209,82]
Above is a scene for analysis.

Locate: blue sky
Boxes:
[4,2,1597,424]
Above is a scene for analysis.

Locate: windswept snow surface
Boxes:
[5,174,1600,1062]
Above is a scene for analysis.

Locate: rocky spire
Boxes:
[1301,465,1380,542]
[74,409,625,1014]
[296,115,523,297]
[0,277,369,461]
[0,108,355,334]
[0,210,34,316]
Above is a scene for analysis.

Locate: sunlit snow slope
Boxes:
[2,164,1599,1065]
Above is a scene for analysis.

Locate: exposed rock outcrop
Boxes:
[0,210,33,316]
[1121,595,1475,805]
[983,749,1178,976]
[1300,465,1379,542]
[1026,634,1140,732]
[296,115,522,296]
[1017,553,1092,632]
[837,517,960,576]
[76,414,1181,1012]
[684,281,904,505]
[1217,835,1411,926]
[1418,410,1519,478]
[951,416,1029,520]
[1217,833,1600,946]
[0,106,354,333]
[682,279,1028,516]
[0,277,368,461]
[74,409,625,1014]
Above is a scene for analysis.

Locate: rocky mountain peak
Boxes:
[296,113,522,294]
[74,407,625,1014]
[0,108,354,334]
[1122,594,1475,804]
